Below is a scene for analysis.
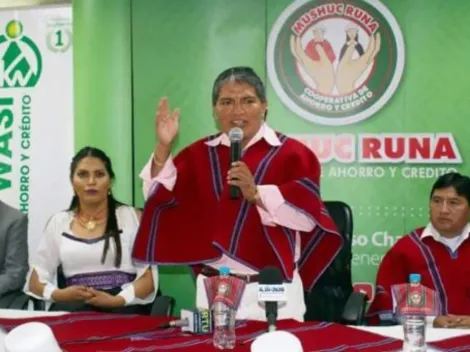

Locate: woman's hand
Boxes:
[84,288,125,308]
[51,286,94,303]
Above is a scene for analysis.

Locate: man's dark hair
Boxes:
[430,172,470,204]
[212,66,266,106]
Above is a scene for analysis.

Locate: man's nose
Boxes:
[440,201,450,213]
[232,101,244,114]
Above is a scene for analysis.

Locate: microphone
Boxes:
[159,309,213,334]
[159,318,190,328]
[228,127,243,199]
[258,266,287,333]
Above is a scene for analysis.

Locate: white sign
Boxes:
[0,6,74,259]
[258,284,288,302]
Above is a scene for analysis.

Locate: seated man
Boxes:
[0,200,28,298]
[367,172,470,328]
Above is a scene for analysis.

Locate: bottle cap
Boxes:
[409,273,421,284]
[219,266,230,275]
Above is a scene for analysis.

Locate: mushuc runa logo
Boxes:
[267,0,405,126]
[0,20,42,88]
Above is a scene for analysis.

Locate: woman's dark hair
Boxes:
[69,146,123,267]
[430,172,470,204]
[339,34,364,61]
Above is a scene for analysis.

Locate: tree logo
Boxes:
[0,20,42,88]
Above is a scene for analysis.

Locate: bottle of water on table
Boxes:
[403,273,426,352]
[212,266,236,350]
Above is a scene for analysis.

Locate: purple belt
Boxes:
[66,271,137,289]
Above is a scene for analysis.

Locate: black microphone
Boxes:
[228,127,243,199]
[259,266,285,332]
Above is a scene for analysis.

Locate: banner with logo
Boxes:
[0,6,73,258]
[266,0,468,302]
[129,0,470,311]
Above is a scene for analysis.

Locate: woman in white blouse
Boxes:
[26,146,158,313]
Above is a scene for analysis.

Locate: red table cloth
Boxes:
[0,312,407,351]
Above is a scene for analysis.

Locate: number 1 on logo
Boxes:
[55,30,63,47]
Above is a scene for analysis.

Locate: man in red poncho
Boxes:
[132,67,343,321]
[368,172,470,328]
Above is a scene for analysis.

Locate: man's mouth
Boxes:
[438,217,451,223]
[231,120,247,127]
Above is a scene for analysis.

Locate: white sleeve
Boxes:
[24,214,64,300]
[256,185,315,231]
[118,264,159,306]
[140,153,177,200]
[118,207,159,306]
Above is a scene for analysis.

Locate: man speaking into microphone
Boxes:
[133,67,342,322]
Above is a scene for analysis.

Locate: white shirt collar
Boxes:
[204,123,281,149]
[421,222,470,252]
[421,223,470,241]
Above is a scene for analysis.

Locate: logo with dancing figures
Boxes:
[267,0,405,126]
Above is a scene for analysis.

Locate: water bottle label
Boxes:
[407,289,423,307]
[217,282,229,295]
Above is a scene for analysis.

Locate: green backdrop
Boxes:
[74,0,470,314]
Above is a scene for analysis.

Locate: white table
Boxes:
[0,309,66,318]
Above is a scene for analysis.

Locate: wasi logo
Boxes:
[0,20,42,88]
[267,0,405,126]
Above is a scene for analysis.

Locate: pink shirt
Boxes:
[140,124,315,274]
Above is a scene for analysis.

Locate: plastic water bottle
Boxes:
[212,266,236,350]
[403,273,426,352]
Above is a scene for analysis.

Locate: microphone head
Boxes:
[228,127,243,142]
[259,266,283,285]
